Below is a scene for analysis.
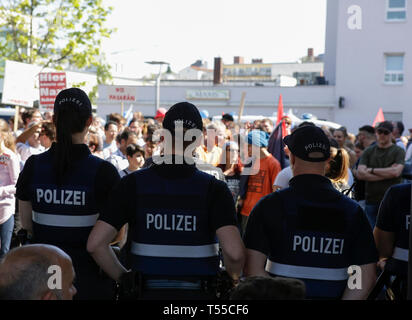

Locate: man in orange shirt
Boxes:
[239,130,281,233]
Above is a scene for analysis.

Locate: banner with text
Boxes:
[39,72,67,112]
[105,86,137,102]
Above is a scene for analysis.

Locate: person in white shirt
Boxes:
[392,121,406,151]
[273,142,293,191]
[127,119,145,148]
[102,121,118,160]
[272,166,293,191]
[406,143,412,161]
[107,130,138,171]
[15,122,45,165]
[15,109,43,138]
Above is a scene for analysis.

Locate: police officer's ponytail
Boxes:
[53,88,92,184]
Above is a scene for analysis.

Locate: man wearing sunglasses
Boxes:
[357,121,405,228]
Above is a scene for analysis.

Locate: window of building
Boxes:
[384,54,404,84]
[386,0,407,21]
[383,111,403,122]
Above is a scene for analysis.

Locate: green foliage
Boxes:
[0,0,115,103]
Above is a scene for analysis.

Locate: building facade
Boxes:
[325,0,411,131]
[176,60,213,80]
[222,53,324,86]
[97,84,336,123]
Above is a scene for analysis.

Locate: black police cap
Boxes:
[283,126,330,162]
[54,88,92,115]
[162,102,203,133]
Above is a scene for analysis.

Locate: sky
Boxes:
[101,0,327,78]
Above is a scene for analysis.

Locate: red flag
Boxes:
[372,108,385,127]
[276,94,283,125]
[276,94,287,137]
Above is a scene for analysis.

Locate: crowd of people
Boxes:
[1,88,412,300]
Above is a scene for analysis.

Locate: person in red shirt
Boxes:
[239,130,281,233]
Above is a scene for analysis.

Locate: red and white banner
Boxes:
[39,72,67,111]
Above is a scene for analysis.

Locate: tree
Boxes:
[0,0,115,102]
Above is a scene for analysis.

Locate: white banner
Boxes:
[1,60,99,109]
[2,60,38,107]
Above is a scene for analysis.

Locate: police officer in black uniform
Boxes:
[16,88,120,299]
[374,182,411,298]
[87,102,245,300]
[243,125,378,299]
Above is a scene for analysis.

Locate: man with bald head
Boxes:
[243,125,378,300]
[0,244,76,300]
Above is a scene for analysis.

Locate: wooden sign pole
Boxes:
[13,106,20,132]
[237,91,246,125]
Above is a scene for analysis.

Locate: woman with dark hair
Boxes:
[119,143,145,178]
[16,88,120,300]
[218,141,242,202]
[39,122,56,150]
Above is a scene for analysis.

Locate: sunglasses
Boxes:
[377,129,390,135]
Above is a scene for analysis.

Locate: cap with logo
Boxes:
[283,126,330,162]
[162,102,203,133]
[54,88,92,116]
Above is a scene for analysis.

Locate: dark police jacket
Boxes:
[98,158,238,280]
[376,183,412,276]
[129,167,219,276]
[244,174,378,299]
[16,144,120,274]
